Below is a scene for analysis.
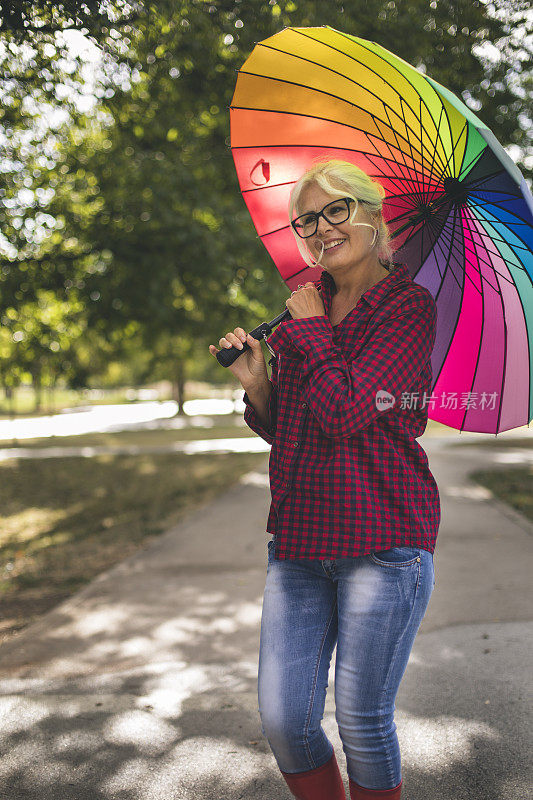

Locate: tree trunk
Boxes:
[47,383,55,414]
[32,365,42,413]
[3,384,16,418]
[172,359,186,415]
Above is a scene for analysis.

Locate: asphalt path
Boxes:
[0,433,531,800]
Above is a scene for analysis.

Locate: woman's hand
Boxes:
[285,282,325,320]
[209,327,268,390]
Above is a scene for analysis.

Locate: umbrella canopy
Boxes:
[230,26,533,434]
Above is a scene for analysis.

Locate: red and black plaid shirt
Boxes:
[243,262,440,560]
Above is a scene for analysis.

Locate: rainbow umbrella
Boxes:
[230,26,533,435]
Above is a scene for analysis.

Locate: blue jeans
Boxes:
[257,540,435,791]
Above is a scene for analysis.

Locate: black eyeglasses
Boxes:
[291,197,358,239]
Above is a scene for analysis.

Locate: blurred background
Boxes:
[0,0,531,641]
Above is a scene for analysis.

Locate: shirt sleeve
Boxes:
[242,355,278,444]
[281,295,437,438]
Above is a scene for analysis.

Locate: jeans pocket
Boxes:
[369,546,422,567]
[267,537,276,565]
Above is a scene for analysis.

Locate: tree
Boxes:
[0,1,142,37]
[2,0,530,406]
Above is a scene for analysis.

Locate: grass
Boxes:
[446,430,533,523]
[0,410,530,647]
[450,436,533,448]
[470,466,533,523]
[0,387,140,416]
[0,446,266,644]
[449,430,533,522]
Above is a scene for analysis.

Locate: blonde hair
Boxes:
[288,159,394,268]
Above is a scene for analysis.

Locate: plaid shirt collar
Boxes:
[318,262,412,314]
[268,262,414,358]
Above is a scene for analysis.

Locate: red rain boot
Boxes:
[281,752,346,799]
[349,777,402,799]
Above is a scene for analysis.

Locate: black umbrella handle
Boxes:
[216,321,273,367]
[216,281,323,367]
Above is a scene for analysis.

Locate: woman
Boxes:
[209,160,440,800]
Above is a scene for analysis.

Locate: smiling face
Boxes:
[297,183,381,277]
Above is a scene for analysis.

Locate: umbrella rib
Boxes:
[456,140,488,181]
[242,175,422,199]
[426,205,466,395]
[232,137,429,178]
[469,195,531,222]
[431,209,479,297]
[420,106,454,191]
[426,120,470,208]
[367,118,427,199]
[413,204,457,290]
[270,260,314,283]
[381,101,428,206]
[458,209,484,433]
[236,145,431,196]
[407,201,492,301]
[235,67,434,169]
[470,187,528,204]
[436,208,520,292]
[401,97,452,181]
[463,232,532,274]
[466,186,533,229]
[465,209,510,295]
[260,222,294,238]
[329,29,472,181]
[392,164,533,247]
[366,108,437,202]
[417,95,427,198]
[350,149,430,192]
[411,96,450,182]
[363,155,429,214]
[363,129,431,186]
[438,93,457,180]
[230,103,423,173]
[288,28,452,162]
[469,203,531,253]
[407,210,471,407]
[465,197,533,259]
[257,38,428,145]
[231,102,429,174]
[464,167,517,193]
[461,205,508,432]
[241,178,298,195]
[435,214,497,290]
[439,204,464,294]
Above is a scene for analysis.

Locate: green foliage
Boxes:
[0,0,141,37]
[0,0,531,401]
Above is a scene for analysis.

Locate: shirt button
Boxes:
[292,441,299,448]
[416,557,421,562]
[301,402,307,409]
